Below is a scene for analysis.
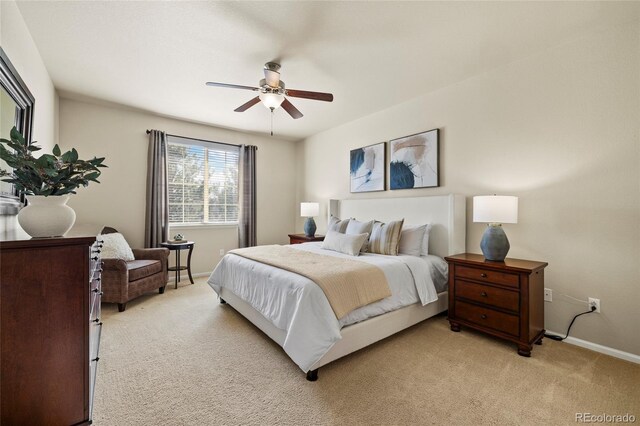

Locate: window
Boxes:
[167,135,239,225]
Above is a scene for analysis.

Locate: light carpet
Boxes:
[94,279,640,425]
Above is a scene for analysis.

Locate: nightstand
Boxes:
[160,241,195,289]
[288,234,325,245]
[445,253,548,357]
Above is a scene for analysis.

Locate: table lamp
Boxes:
[300,202,320,237]
[473,195,518,261]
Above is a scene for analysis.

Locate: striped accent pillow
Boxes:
[368,219,405,255]
[328,215,350,233]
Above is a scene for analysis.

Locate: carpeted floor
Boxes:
[94,278,640,425]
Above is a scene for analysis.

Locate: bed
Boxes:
[208,194,466,380]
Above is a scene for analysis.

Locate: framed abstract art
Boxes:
[390,129,439,190]
[350,142,386,193]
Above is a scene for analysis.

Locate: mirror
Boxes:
[0,47,35,215]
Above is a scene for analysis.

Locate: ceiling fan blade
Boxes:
[234,96,261,112]
[281,98,303,119]
[285,89,333,102]
[206,82,260,91]
[263,69,280,88]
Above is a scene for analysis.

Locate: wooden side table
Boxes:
[445,253,548,357]
[288,234,325,245]
[160,241,195,289]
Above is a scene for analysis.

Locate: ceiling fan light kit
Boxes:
[206,62,334,135]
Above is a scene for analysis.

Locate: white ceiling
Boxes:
[16,1,640,141]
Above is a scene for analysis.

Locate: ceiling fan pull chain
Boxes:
[270,107,274,136]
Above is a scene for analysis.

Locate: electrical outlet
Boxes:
[588,297,601,313]
[219,249,225,256]
[544,288,552,302]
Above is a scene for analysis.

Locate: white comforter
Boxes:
[207,242,447,372]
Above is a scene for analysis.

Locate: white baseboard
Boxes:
[188,272,212,279]
[167,271,211,283]
[546,330,640,364]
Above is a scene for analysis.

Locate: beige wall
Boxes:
[0,1,57,147]
[296,22,640,355]
[0,0,58,236]
[59,98,297,276]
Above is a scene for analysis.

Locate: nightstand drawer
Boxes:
[455,280,519,312]
[455,300,519,337]
[455,265,519,288]
[288,234,325,245]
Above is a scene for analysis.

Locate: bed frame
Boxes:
[219,194,466,380]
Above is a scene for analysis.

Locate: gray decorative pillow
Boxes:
[399,224,428,257]
[100,232,135,261]
[421,223,433,256]
[368,219,405,256]
[345,218,375,252]
[328,215,350,233]
[321,230,368,256]
[345,218,375,236]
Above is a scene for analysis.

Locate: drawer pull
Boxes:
[480,314,487,319]
[91,256,99,261]
[93,318,100,323]
[91,357,100,363]
[480,273,487,278]
[481,292,488,297]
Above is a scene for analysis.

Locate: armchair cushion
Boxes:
[127,260,163,282]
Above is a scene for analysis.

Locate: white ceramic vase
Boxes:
[18,195,76,238]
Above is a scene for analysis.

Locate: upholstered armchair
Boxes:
[100,227,169,312]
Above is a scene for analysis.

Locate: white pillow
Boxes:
[328,215,350,233]
[399,225,427,257]
[99,232,135,261]
[421,223,433,256]
[321,230,368,256]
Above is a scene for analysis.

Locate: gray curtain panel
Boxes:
[144,130,169,248]
[238,144,257,248]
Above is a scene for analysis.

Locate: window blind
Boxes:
[167,136,239,225]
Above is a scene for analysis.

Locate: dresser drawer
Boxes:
[89,321,102,362]
[455,265,519,288]
[455,300,519,337]
[90,289,102,322]
[89,357,99,421]
[455,280,519,312]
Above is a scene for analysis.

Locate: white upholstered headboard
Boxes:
[328,194,466,258]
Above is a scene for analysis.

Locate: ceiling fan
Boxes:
[206,62,333,120]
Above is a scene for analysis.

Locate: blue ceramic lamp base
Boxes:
[304,217,317,237]
[480,224,510,261]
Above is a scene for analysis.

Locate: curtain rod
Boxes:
[145,129,248,149]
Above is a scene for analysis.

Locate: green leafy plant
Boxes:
[0,126,107,196]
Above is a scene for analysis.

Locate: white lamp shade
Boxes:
[473,195,518,224]
[300,202,319,217]
[259,92,285,109]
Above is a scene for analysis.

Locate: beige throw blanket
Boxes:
[229,245,391,319]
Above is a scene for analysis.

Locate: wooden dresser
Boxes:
[0,236,103,425]
[445,253,548,356]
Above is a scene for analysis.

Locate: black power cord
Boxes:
[545,305,597,341]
